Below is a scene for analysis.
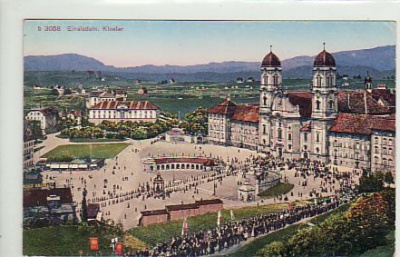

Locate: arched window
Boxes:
[263,124,266,135]
[316,147,320,153]
[278,128,282,139]
[316,132,320,143]
[316,75,322,87]
[263,96,267,106]
[327,75,331,87]
[316,100,321,110]
[374,156,379,164]
[273,74,279,87]
[288,133,292,140]
[329,100,334,110]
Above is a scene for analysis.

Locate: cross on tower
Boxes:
[323,42,326,51]
[270,45,272,52]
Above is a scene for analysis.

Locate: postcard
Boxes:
[20,19,396,256]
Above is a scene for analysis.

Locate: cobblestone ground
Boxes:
[40,138,360,230]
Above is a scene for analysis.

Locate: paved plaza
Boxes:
[39,135,360,230]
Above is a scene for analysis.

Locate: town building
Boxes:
[88,101,160,125]
[25,107,58,133]
[207,46,395,174]
[87,89,128,107]
[23,122,35,168]
[23,188,77,227]
[139,199,223,226]
[142,156,217,173]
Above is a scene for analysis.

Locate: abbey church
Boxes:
[207,46,395,174]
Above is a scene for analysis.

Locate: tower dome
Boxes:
[364,71,372,83]
[261,47,281,67]
[314,49,336,67]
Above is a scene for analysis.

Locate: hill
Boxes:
[24,45,395,81]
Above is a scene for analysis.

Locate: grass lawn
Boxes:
[23,226,115,256]
[129,203,288,247]
[219,203,350,257]
[41,143,129,159]
[69,138,127,143]
[258,183,294,198]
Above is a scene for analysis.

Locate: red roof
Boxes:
[370,118,396,132]
[195,199,223,205]
[23,188,73,208]
[141,209,168,216]
[330,113,395,135]
[89,101,159,110]
[207,99,237,116]
[231,104,260,123]
[338,90,394,114]
[155,157,216,166]
[87,203,100,219]
[300,122,311,132]
[261,51,281,67]
[314,50,336,67]
[287,91,313,118]
[166,203,199,211]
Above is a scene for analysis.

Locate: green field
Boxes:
[41,143,128,159]
[128,203,288,247]
[23,225,115,256]
[258,183,294,198]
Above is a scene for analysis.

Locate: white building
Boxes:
[25,108,58,133]
[87,90,127,108]
[88,101,160,125]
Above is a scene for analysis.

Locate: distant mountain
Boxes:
[24,45,395,81]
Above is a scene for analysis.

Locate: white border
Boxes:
[0,1,399,256]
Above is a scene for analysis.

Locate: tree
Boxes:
[357,172,383,193]
[258,241,285,257]
[81,189,88,223]
[384,171,394,186]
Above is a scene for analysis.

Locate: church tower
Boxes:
[310,44,338,161]
[364,71,373,93]
[311,43,338,120]
[259,46,282,151]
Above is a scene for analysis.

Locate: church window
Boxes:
[304,133,308,142]
[329,100,334,110]
[316,147,320,153]
[288,133,292,140]
[263,96,267,106]
[263,124,266,135]
[288,144,292,150]
[273,74,279,87]
[316,75,322,87]
[316,132,320,143]
[316,100,321,110]
[263,139,266,145]
[278,128,283,139]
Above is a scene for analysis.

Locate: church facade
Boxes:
[207,47,395,174]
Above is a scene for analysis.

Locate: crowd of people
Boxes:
[128,195,352,257]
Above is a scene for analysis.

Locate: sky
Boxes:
[24,20,396,67]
